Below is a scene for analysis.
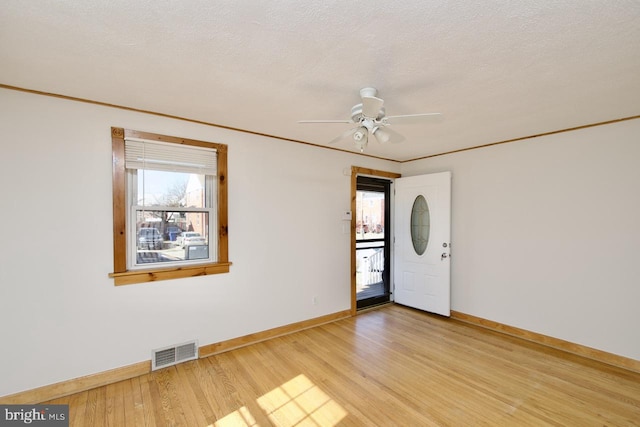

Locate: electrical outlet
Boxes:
[312,296,318,305]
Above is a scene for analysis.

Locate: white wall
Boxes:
[401,119,640,361]
[0,88,399,397]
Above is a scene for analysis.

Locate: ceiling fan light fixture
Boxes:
[353,126,368,152]
[353,126,367,142]
[372,127,391,144]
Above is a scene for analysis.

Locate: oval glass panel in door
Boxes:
[410,194,430,255]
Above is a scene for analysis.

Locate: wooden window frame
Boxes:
[109,127,231,285]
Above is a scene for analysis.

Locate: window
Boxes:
[109,127,230,285]
[410,194,430,256]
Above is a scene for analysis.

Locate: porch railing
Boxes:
[357,247,384,285]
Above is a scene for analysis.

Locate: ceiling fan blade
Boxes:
[383,112,442,125]
[375,126,405,144]
[328,127,357,145]
[361,95,384,118]
[298,119,353,124]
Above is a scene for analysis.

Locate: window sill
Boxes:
[109,262,232,286]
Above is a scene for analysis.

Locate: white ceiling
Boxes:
[2,1,639,161]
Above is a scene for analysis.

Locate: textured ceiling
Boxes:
[1,1,639,161]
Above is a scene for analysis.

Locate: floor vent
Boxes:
[152,340,198,371]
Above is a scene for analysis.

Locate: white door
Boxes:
[393,172,451,316]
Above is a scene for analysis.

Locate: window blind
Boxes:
[125,138,217,175]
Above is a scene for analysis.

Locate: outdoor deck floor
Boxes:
[356,280,385,300]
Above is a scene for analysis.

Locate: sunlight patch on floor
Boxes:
[257,374,347,426]
[214,406,258,427]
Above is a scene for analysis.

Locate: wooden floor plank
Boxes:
[173,362,215,426]
[122,377,146,427]
[41,304,640,426]
[84,386,106,427]
[67,391,87,427]
[151,367,191,427]
[137,374,159,427]
[104,379,126,427]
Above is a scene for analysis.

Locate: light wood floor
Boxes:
[44,304,640,426]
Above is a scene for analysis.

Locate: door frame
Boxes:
[350,166,401,315]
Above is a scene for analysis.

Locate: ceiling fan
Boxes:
[298,87,441,152]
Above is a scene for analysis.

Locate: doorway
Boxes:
[350,167,451,316]
[355,175,392,310]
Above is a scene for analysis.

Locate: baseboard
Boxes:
[0,309,352,404]
[0,361,151,405]
[199,309,352,357]
[450,310,640,373]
